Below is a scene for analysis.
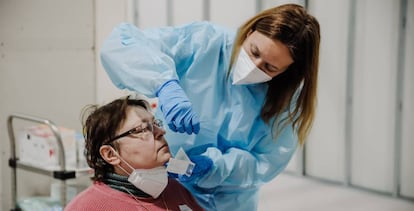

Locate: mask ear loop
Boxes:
[110,147,135,176]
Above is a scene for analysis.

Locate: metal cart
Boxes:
[7,113,90,211]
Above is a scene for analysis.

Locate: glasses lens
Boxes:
[153,119,163,128]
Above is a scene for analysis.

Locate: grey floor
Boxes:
[258,174,414,211]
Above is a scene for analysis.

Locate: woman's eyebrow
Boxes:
[135,116,155,124]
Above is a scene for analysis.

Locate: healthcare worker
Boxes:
[101,4,320,211]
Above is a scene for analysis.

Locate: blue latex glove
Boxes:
[178,155,213,183]
[167,172,179,179]
[156,80,200,134]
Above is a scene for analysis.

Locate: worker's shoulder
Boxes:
[179,21,235,42]
[178,21,231,33]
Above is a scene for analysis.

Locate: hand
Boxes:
[178,155,213,183]
[156,80,200,134]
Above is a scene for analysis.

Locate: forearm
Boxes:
[195,125,298,189]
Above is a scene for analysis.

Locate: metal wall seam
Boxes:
[344,0,357,187]
[132,0,139,26]
[393,0,408,198]
[167,0,173,26]
[203,0,210,21]
[302,0,309,177]
[256,0,263,13]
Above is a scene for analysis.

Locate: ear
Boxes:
[100,145,120,165]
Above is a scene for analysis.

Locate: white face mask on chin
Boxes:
[115,150,168,199]
[127,166,168,199]
[232,48,272,85]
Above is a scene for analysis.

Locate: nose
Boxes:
[152,125,166,140]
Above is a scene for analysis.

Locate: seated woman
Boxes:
[65,96,203,211]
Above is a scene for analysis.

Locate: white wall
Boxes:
[351,0,400,193]
[304,0,349,182]
[172,0,204,26]
[305,0,414,200]
[95,0,134,104]
[1,0,94,210]
[0,0,135,209]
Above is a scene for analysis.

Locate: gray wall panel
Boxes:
[351,0,400,193]
[400,0,414,199]
[305,0,349,182]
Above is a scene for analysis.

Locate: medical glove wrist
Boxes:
[178,155,213,183]
[156,80,200,134]
[168,172,179,179]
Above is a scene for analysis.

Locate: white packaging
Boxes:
[166,147,195,176]
[17,124,78,170]
[75,132,89,169]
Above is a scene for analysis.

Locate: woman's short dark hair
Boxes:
[81,95,151,182]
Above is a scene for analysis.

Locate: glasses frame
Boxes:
[108,119,163,143]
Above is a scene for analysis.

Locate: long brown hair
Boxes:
[229,4,320,145]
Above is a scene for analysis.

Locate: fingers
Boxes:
[168,122,178,132]
[164,103,200,134]
[177,124,186,133]
[168,108,200,135]
[183,112,200,135]
[191,116,200,134]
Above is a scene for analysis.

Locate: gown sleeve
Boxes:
[196,111,299,189]
[100,22,223,98]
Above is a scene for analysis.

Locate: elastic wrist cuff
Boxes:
[155,79,179,97]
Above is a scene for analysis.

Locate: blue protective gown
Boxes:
[101,22,298,211]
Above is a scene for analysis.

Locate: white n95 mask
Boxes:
[114,149,168,198]
[127,166,168,199]
[232,48,272,85]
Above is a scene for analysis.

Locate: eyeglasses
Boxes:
[109,119,163,143]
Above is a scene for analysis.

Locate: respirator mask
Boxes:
[232,48,272,85]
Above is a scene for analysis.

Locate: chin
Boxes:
[164,153,172,160]
[159,153,171,163]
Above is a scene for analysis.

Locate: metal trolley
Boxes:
[7,113,90,210]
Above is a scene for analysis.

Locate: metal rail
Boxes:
[7,113,90,209]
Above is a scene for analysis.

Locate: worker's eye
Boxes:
[265,63,278,72]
